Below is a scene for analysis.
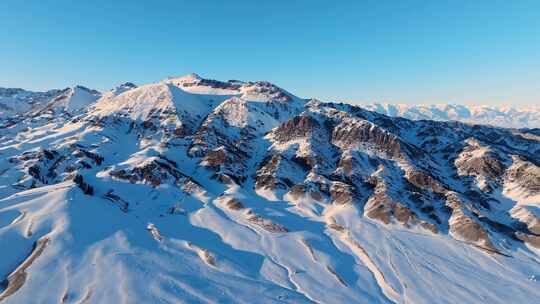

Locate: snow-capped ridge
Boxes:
[165,72,202,82]
[43,85,101,113]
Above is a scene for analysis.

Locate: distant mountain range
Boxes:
[362,102,540,129]
[0,74,539,303]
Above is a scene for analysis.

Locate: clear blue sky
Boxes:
[1,0,539,106]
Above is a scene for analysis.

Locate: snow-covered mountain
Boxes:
[362,102,540,128]
[0,74,539,303]
[0,85,101,119]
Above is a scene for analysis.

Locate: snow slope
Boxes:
[0,75,539,303]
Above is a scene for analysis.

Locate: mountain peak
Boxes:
[164,73,203,84]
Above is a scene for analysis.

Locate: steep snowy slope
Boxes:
[0,75,539,304]
[363,103,540,128]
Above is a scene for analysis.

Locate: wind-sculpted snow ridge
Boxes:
[363,102,540,128]
[0,75,539,303]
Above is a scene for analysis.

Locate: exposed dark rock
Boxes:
[329,182,356,205]
[203,148,228,169]
[506,157,540,194]
[28,165,41,180]
[73,174,93,195]
[332,119,407,158]
[103,190,129,212]
[406,170,447,194]
[255,155,283,190]
[247,214,289,233]
[288,184,307,199]
[225,198,244,210]
[0,237,49,302]
[363,181,438,234]
[456,149,505,181]
[110,158,186,187]
[273,115,319,142]
[445,193,496,251]
[327,222,346,232]
[73,149,104,165]
[514,232,540,249]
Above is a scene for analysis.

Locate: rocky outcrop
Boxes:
[273,115,319,142]
[506,156,540,195]
[364,181,438,233]
[288,183,328,203]
[332,118,407,159]
[0,237,49,302]
[329,182,356,205]
[457,154,505,180]
[202,147,228,169]
[514,232,540,249]
[225,197,245,210]
[254,155,297,191]
[73,174,94,195]
[455,141,506,192]
[445,193,496,252]
[405,170,447,194]
[246,212,289,233]
[110,157,185,187]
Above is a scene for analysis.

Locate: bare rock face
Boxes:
[445,193,496,252]
[8,145,105,189]
[455,142,506,192]
[273,115,319,143]
[246,213,289,233]
[73,174,94,195]
[457,155,505,180]
[506,156,540,195]
[288,184,308,199]
[363,182,413,225]
[332,118,406,159]
[336,154,354,176]
[406,170,447,194]
[177,76,242,91]
[254,155,300,191]
[225,197,245,210]
[329,182,356,205]
[362,179,439,233]
[514,232,540,249]
[202,147,228,169]
[0,237,49,302]
[288,183,327,203]
[110,158,185,187]
[255,154,283,191]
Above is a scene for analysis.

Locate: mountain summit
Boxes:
[0,75,539,303]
